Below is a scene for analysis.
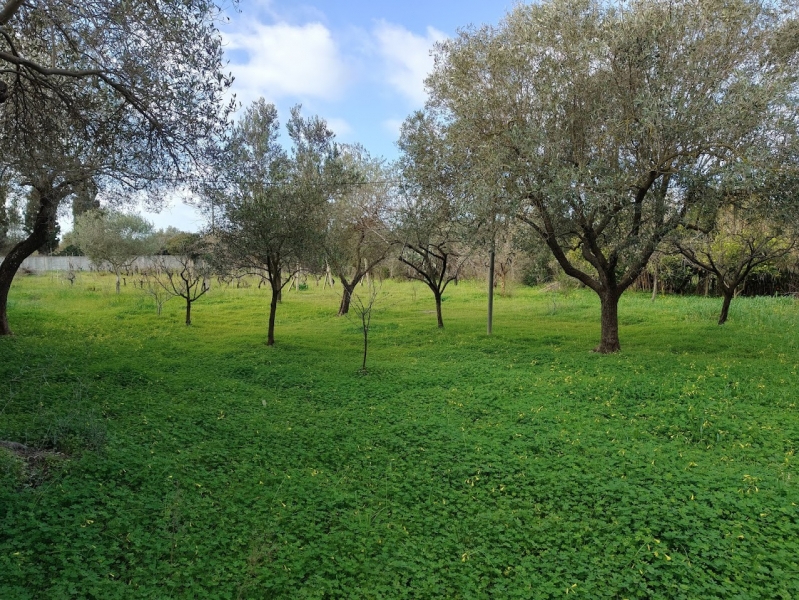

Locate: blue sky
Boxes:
[129,0,515,231]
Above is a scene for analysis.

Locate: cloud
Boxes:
[139,200,206,233]
[325,117,353,138]
[382,118,404,138]
[225,21,349,106]
[374,21,447,105]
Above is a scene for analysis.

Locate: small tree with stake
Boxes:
[142,274,172,316]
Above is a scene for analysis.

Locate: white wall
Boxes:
[1,256,184,272]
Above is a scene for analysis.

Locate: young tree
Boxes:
[73,210,155,293]
[142,276,172,317]
[425,0,799,352]
[348,280,381,373]
[675,205,796,325]
[0,0,233,335]
[150,235,212,326]
[213,100,344,346]
[326,146,393,316]
[396,111,473,329]
[394,207,469,330]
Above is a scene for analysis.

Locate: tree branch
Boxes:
[0,0,24,26]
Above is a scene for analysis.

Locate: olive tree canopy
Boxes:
[325,145,394,317]
[425,0,799,352]
[213,99,346,346]
[0,0,234,334]
[73,209,155,294]
[395,111,476,329]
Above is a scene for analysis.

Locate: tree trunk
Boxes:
[718,290,733,325]
[487,246,495,335]
[115,271,121,294]
[595,291,621,353]
[267,283,279,346]
[651,264,658,302]
[434,290,444,329]
[324,262,334,289]
[338,281,356,316]
[0,193,56,335]
[338,274,364,316]
[361,320,368,372]
[185,297,192,326]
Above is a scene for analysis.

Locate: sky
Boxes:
[106,0,515,234]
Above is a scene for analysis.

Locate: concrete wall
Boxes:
[1,256,184,272]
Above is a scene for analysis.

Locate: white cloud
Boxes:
[225,21,349,106]
[374,21,447,105]
[382,118,404,138]
[139,199,206,233]
[325,117,353,138]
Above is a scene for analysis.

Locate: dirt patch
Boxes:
[1,440,67,488]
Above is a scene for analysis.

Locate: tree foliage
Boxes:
[396,111,474,329]
[425,0,799,351]
[675,204,796,324]
[213,99,345,345]
[0,0,234,334]
[326,145,393,316]
[73,209,155,293]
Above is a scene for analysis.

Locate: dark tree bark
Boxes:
[333,251,388,317]
[0,190,58,335]
[267,278,279,346]
[338,276,362,317]
[434,290,444,328]
[185,297,192,326]
[597,291,621,353]
[399,242,462,330]
[718,289,733,325]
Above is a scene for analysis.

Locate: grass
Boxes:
[1,272,798,599]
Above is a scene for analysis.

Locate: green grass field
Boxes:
[1,272,798,599]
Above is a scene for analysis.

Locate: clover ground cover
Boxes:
[1,273,798,598]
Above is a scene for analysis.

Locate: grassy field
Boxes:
[1,272,798,599]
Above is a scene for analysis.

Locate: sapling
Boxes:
[348,280,381,373]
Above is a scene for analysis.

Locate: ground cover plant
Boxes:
[1,272,798,599]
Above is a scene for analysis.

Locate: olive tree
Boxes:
[395,111,476,329]
[675,200,797,325]
[213,99,344,346]
[73,209,155,293]
[150,235,212,326]
[425,0,799,352]
[0,0,233,335]
[325,146,393,316]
